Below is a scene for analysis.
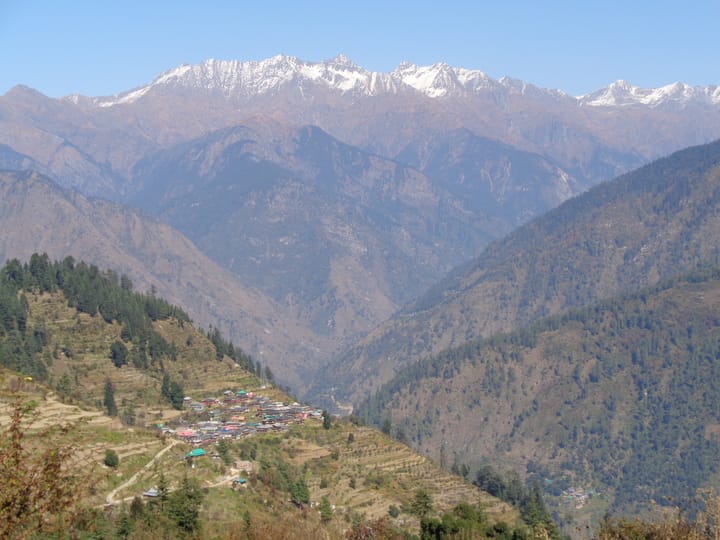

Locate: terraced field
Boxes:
[290,423,518,528]
[24,291,257,408]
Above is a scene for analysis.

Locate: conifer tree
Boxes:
[319,496,333,523]
[167,475,204,533]
[104,379,117,417]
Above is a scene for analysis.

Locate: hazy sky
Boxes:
[1,0,718,98]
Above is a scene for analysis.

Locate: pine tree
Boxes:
[168,380,184,410]
[167,475,204,533]
[157,472,169,511]
[410,489,433,517]
[161,373,170,399]
[319,496,333,523]
[110,340,128,368]
[104,379,117,417]
[104,449,119,468]
[290,478,310,506]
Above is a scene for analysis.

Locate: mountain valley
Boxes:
[3,56,720,393]
[3,54,720,536]
[318,139,720,405]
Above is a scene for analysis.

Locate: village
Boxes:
[155,387,324,450]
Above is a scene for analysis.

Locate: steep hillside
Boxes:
[395,128,583,225]
[356,267,720,524]
[0,260,526,539]
[319,139,720,405]
[127,122,581,347]
[0,144,48,176]
[0,170,322,389]
[0,254,264,405]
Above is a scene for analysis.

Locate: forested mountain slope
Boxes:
[318,139,720,405]
[127,121,581,350]
[357,266,720,520]
[0,253,261,405]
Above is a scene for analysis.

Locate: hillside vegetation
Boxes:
[320,138,720,406]
[357,266,720,529]
[0,253,268,409]
[0,254,527,539]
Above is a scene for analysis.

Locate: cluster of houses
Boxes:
[561,486,595,509]
[157,388,323,448]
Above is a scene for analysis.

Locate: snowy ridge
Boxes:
[92,55,558,107]
[579,80,720,107]
[95,55,397,106]
[87,55,719,109]
[390,61,494,97]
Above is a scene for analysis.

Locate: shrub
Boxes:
[104,449,120,468]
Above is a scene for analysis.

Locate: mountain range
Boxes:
[5,56,720,196]
[2,55,720,393]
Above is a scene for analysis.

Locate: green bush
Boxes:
[104,449,119,468]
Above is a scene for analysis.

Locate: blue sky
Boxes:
[1,0,718,98]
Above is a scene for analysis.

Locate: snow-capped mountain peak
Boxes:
[83,55,718,109]
[329,54,357,68]
[389,61,495,97]
[90,55,508,107]
[93,55,382,106]
[579,79,720,107]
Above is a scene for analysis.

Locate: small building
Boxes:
[187,448,207,459]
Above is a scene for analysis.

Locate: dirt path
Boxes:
[205,473,237,489]
[105,439,181,505]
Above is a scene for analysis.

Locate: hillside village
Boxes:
[159,388,323,447]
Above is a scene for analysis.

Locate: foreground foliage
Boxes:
[0,399,88,539]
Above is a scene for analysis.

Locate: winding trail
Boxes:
[105,439,180,505]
